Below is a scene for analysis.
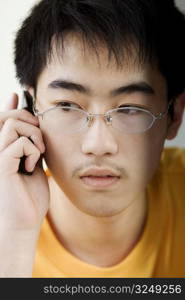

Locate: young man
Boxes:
[0,0,185,277]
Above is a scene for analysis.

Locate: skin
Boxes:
[29,33,185,267]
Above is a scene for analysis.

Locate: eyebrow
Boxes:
[48,79,155,96]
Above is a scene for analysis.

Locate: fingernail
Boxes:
[41,144,46,153]
[31,163,35,172]
[34,118,39,123]
[31,117,39,124]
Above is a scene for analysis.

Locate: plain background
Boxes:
[0,0,184,147]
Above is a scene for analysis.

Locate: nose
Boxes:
[81,115,118,157]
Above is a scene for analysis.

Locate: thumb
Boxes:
[4,93,19,110]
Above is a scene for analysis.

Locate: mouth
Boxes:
[80,175,121,188]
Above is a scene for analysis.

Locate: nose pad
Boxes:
[106,114,112,125]
[87,114,94,127]
[87,114,113,128]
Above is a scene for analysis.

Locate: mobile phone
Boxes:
[18,91,35,175]
[22,90,34,115]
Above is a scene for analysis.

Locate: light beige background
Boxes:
[0,0,184,147]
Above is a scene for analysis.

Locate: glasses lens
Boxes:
[42,106,154,134]
[44,106,87,134]
[112,107,154,133]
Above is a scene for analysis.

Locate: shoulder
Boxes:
[159,147,185,199]
[160,146,185,172]
[158,147,185,273]
[158,147,185,228]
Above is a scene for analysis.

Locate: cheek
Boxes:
[41,128,76,178]
[123,125,166,187]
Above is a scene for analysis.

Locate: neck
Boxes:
[48,177,148,267]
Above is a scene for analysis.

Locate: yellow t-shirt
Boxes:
[32,147,185,277]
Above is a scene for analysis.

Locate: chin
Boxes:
[71,199,126,218]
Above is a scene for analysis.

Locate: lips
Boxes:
[79,168,121,188]
[80,175,120,188]
[79,168,120,178]
[82,175,118,181]
[84,175,115,178]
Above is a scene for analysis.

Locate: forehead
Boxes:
[46,33,145,75]
[37,32,166,96]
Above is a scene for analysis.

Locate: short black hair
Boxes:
[14,0,185,103]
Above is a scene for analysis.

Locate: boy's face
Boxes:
[32,33,173,217]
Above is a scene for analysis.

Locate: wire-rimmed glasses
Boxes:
[32,98,173,134]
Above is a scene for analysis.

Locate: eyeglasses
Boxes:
[32,99,173,135]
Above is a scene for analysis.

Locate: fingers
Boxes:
[0,108,39,127]
[0,92,45,175]
[0,136,41,174]
[0,118,45,153]
[0,92,39,130]
[3,93,19,110]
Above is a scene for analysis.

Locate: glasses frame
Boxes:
[32,98,173,134]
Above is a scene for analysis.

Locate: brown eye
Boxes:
[56,101,76,107]
[117,106,140,115]
[56,101,81,112]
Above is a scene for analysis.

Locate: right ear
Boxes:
[166,93,185,140]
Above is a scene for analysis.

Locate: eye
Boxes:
[56,101,81,109]
[117,105,141,115]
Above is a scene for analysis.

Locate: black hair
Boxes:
[14,0,185,108]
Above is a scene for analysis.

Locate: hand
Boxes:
[0,93,50,231]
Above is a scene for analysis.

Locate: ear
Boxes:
[166,92,185,140]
